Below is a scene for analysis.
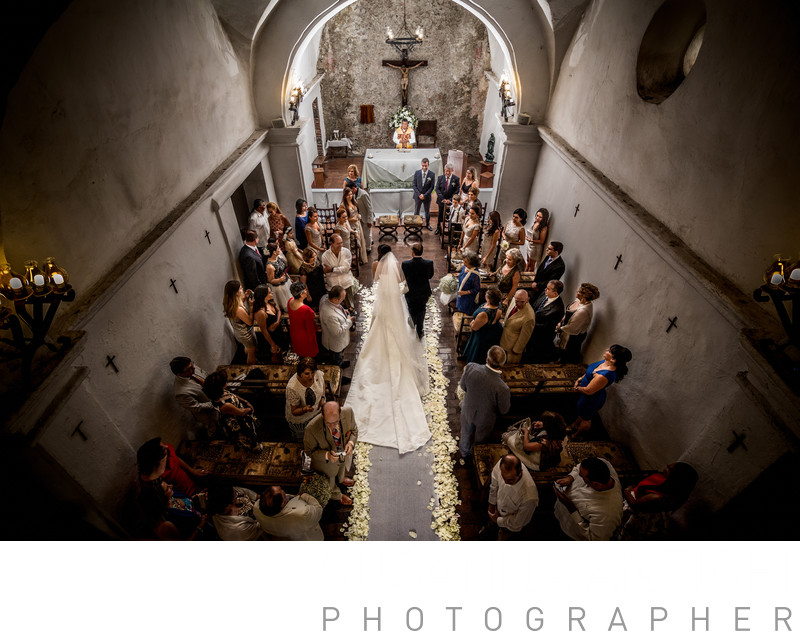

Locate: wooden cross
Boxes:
[666,316,678,333]
[614,254,623,270]
[105,355,119,373]
[204,230,211,244]
[574,204,580,217]
[71,420,88,441]
[727,430,748,453]
[382,59,427,107]
[170,278,179,294]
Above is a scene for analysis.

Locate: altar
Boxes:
[362,148,442,189]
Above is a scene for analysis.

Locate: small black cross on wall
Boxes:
[666,317,678,333]
[105,355,119,373]
[614,255,623,270]
[574,204,580,218]
[204,230,211,244]
[727,430,748,453]
[71,420,88,441]
[169,278,178,294]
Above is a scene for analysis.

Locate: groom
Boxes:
[402,243,434,339]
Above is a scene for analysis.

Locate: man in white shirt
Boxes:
[253,485,324,541]
[321,233,356,308]
[554,456,623,541]
[319,285,353,370]
[487,454,539,540]
[248,199,270,249]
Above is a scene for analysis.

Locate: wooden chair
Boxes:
[455,313,472,356]
[416,120,437,148]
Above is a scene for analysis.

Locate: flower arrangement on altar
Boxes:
[388,105,419,130]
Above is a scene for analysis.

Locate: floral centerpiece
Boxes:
[388,106,419,130]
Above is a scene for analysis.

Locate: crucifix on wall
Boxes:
[382,59,427,106]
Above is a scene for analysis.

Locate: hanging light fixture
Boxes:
[753,253,799,348]
[386,0,424,61]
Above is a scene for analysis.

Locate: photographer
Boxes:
[303,402,358,506]
[319,286,354,374]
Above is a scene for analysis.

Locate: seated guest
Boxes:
[571,344,632,439]
[294,199,309,249]
[321,232,356,309]
[207,484,263,541]
[556,282,600,364]
[462,286,504,365]
[304,401,357,506]
[254,485,324,541]
[525,279,565,363]
[203,370,262,450]
[285,357,326,442]
[455,253,481,320]
[531,241,565,293]
[252,285,289,363]
[223,280,257,364]
[138,478,207,541]
[486,454,539,540]
[238,229,267,292]
[501,411,567,471]
[499,288,535,364]
[299,247,326,310]
[287,280,319,358]
[137,436,206,497]
[169,356,219,432]
[617,462,699,540]
[495,248,524,310]
[553,456,623,541]
[266,201,293,247]
[319,285,353,369]
[265,242,293,312]
[343,163,362,190]
[481,211,503,270]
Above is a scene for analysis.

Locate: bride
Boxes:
[345,245,431,454]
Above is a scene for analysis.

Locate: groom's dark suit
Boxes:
[402,256,434,338]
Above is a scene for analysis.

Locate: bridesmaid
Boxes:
[304,207,325,262]
[526,208,550,271]
[461,167,478,197]
[342,187,367,264]
[499,208,527,267]
[481,211,503,270]
[222,280,257,364]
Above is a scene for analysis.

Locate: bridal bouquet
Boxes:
[299,472,332,508]
[439,273,458,305]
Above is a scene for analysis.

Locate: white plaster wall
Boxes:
[546,0,800,295]
[478,31,508,180]
[0,0,257,302]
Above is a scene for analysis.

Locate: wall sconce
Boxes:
[288,84,305,125]
[0,256,75,383]
[499,75,515,122]
[753,254,799,347]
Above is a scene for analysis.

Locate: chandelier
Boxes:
[385,0,424,61]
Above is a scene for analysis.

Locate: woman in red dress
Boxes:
[287,280,319,358]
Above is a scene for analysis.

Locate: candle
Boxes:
[770,272,784,286]
[53,273,65,285]
[34,274,45,286]
[10,277,22,290]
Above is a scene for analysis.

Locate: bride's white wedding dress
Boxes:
[345,252,431,454]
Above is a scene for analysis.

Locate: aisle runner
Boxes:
[343,291,461,541]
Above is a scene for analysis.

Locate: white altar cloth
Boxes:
[362,148,442,188]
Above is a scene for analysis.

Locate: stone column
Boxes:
[265,121,313,223]
[492,120,542,215]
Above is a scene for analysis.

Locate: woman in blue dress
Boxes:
[294,198,309,249]
[461,286,504,364]
[456,254,481,316]
[571,344,632,439]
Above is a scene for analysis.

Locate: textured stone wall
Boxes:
[317,0,491,156]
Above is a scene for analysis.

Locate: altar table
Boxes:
[362,148,442,189]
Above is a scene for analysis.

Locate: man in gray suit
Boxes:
[169,356,218,435]
[458,345,511,463]
[352,184,374,253]
[304,401,358,505]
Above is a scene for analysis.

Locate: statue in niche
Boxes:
[485,134,496,163]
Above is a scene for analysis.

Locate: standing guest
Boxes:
[456,254,481,317]
[462,286,504,364]
[207,484,263,541]
[169,356,219,432]
[458,345,511,462]
[287,280,319,358]
[247,199,270,251]
[526,207,550,271]
[303,401,358,506]
[553,456,623,541]
[304,207,325,260]
[435,163,460,235]
[319,285,354,370]
[137,436,206,497]
[500,289,536,364]
[401,243,435,339]
[334,207,358,262]
[459,206,481,256]
[294,198,309,249]
[321,233,356,308]
[203,370,262,450]
[486,454,539,540]
[223,279,257,364]
[299,247,326,311]
[617,462,699,540]
[252,285,288,362]
[353,184,374,255]
[556,282,600,363]
[460,166,478,197]
[464,184,481,213]
[264,242,292,311]
[412,157,435,230]
[285,357,326,442]
[254,485,324,541]
[571,344,632,439]
[499,208,528,267]
[526,280,565,363]
[341,187,366,264]
[501,411,567,471]
[481,211,503,270]
[531,242,565,293]
[284,237,304,274]
[266,201,293,248]
[238,229,267,292]
[137,479,207,541]
[343,163,362,190]
[494,248,524,310]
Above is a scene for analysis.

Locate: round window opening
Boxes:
[636,0,706,104]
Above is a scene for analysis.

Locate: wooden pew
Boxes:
[217,363,342,399]
[500,363,586,396]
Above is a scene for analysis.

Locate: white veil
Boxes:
[345,251,431,453]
